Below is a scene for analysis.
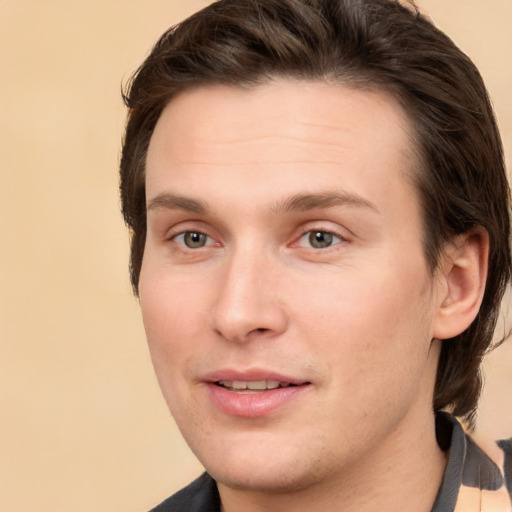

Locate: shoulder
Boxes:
[149,472,220,512]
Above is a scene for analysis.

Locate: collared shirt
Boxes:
[149,414,512,512]
[433,413,511,511]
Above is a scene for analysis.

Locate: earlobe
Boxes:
[433,229,489,340]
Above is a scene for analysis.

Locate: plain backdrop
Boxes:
[1,1,511,511]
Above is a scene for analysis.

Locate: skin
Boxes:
[139,81,483,511]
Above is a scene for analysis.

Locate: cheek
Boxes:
[140,260,210,334]
[139,278,207,425]
[291,264,434,381]
[138,270,209,382]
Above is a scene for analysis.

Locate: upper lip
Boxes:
[201,368,310,386]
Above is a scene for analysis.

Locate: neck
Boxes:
[218,409,447,512]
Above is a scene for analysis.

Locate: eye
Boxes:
[298,230,343,249]
[173,231,211,249]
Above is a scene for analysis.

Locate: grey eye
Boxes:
[297,230,342,249]
[308,231,334,249]
[180,231,208,248]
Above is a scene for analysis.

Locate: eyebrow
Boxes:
[147,193,208,214]
[146,190,378,216]
[271,191,378,215]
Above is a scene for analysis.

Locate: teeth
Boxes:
[218,380,286,390]
[244,380,265,390]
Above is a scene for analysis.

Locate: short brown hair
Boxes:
[120,0,511,424]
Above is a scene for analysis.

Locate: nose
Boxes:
[210,249,288,343]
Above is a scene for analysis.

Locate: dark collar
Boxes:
[432,412,505,512]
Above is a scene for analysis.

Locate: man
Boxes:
[119,0,512,510]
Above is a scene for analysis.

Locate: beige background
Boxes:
[1,1,511,511]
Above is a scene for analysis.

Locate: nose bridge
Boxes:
[211,241,287,342]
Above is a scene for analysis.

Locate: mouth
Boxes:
[203,369,311,417]
[205,374,311,417]
[214,380,299,393]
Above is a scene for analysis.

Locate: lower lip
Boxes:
[205,383,309,418]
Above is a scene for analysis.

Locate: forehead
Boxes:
[146,80,420,218]
[150,80,415,156]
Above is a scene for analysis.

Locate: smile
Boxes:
[215,380,296,392]
[206,376,310,417]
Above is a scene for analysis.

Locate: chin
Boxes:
[192,433,333,494]
[209,463,320,494]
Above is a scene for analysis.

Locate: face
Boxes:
[140,81,443,493]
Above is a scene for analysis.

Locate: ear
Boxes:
[432,228,489,340]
